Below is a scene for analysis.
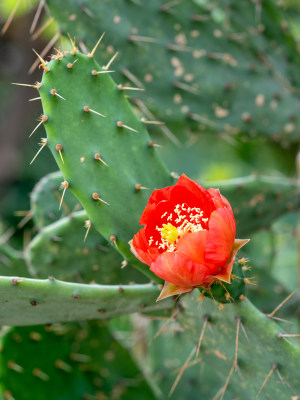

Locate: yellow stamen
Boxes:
[161,223,178,242]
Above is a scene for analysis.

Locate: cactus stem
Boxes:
[94,153,108,167]
[30,138,47,165]
[169,345,196,397]
[117,84,145,91]
[83,220,92,242]
[122,68,144,88]
[30,0,46,35]
[31,16,53,41]
[128,35,159,43]
[83,105,106,118]
[29,115,48,137]
[91,69,114,75]
[1,0,21,35]
[116,121,138,133]
[195,316,209,360]
[141,118,165,125]
[268,288,298,318]
[32,49,50,73]
[88,32,105,58]
[55,144,64,164]
[67,59,79,69]
[28,97,42,102]
[59,181,69,210]
[12,82,41,90]
[32,368,50,381]
[103,52,119,70]
[92,192,110,206]
[50,89,65,100]
[256,364,277,398]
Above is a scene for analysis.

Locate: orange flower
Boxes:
[130,175,249,300]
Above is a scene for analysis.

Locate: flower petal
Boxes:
[150,251,211,287]
[205,207,236,266]
[131,228,160,265]
[207,188,232,210]
[156,281,193,301]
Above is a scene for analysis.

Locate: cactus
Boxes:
[0,321,156,400]
[26,209,148,284]
[0,276,173,326]
[35,48,171,282]
[176,292,300,399]
[0,244,30,277]
[44,0,300,145]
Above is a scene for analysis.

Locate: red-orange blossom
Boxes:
[130,175,249,300]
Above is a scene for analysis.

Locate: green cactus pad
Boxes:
[0,321,156,400]
[26,210,148,284]
[45,0,300,145]
[0,276,173,326]
[38,50,171,282]
[0,244,30,277]
[177,293,300,399]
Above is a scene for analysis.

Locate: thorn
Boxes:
[67,59,78,69]
[128,35,159,43]
[160,0,183,11]
[170,171,179,179]
[117,84,144,92]
[240,320,249,342]
[12,82,41,90]
[7,360,24,373]
[122,68,144,89]
[59,181,69,210]
[148,141,162,148]
[167,44,193,52]
[121,260,128,269]
[1,0,22,35]
[92,192,110,206]
[91,69,114,75]
[88,32,105,57]
[141,118,165,125]
[83,106,106,118]
[150,308,179,344]
[173,80,200,95]
[133,98,180,146]
[28,97,41,102]
[30,0,46,34]
[256,364,277,398]
[32,368,50,381]
[278,333,300,338]
[32,49,50,72]
[135,183,149,191]
[103,52,119,70]
[29,115,48,137]
[84,220,92,242]
[17,210,33,229]
[50,89,65,100]
[55,144,64,164]
[234,318,241,369]
[30,138,47,164]
[55,359,73,373]
[220,362,235,400]
[117,121,138,133]
[268,289,298,318]
[29,32,61,74]
[110,235,118,248]
[94,153,109,167]
[80,4,95,18]
[31,17,54,41]
[169,346,196,397]
[195,316,208,359]
[67,34,78,55]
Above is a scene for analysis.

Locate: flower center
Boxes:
[150,203,208,252]
[161,223,178,242]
